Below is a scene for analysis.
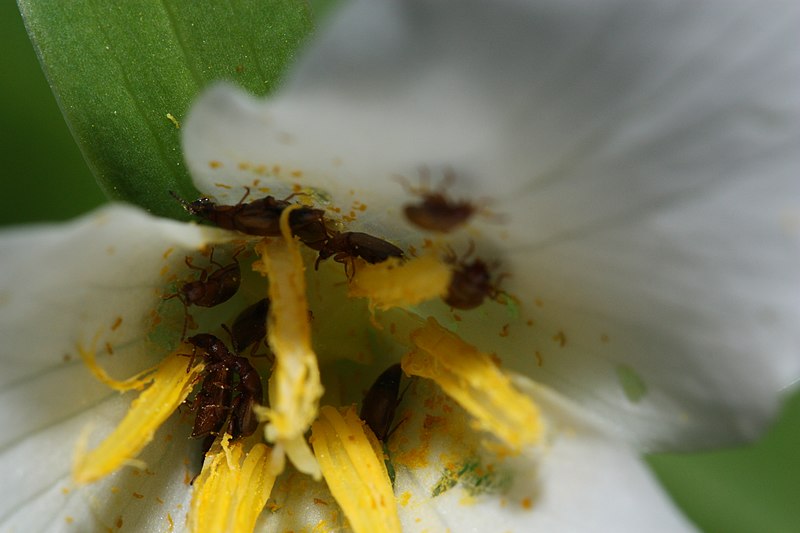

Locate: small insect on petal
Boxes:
[311,406,401,533]
[189,436,277,533]
[347,255,452,311]
[251,205,323,479]
[73,350,205,484]
[172,188,328,245]
[402,317,545,452]
[397,169,478,233]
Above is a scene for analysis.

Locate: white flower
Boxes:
[1,0,798,531]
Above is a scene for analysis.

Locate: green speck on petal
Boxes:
[431,456,511,497]
[504,296,520,320]
[616,364,648,403]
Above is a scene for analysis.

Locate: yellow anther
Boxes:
[189,435,277,533]
[73,351,204,484]
[311,406,401,533]
[347,255,452,311]
[252,205,323,479]
[403,317,544,451]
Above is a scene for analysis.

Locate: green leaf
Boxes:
[18,0,313,220]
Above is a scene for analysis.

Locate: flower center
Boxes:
[75,198,546,532]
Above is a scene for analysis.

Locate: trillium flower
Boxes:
[2,0,799,531]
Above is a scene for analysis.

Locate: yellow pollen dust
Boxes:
[189,435,277,533]
[310,406,401,533]
[73,349,205,484]
[402,317,544,452]
[252,205,323,479]
[347,255,452,311]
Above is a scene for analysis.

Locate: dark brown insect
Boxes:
[360,363,408,486]
[179,249,241,308]
[397,169,477,232]
[360,363,404,441]
[189,350,233,439]
[227,355,263,439]
[185,334,263,441]
[443,245,505,310]
[315,231,404,273]
[164,248,242,339]
[171,188,329,247]
[229,298,270,355]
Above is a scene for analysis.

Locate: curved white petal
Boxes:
[248,376,697,532]
[0,408,198,533]
[389,378,695,532]
[261,469,345,531]
[488,174,800,450]
[183,0,800,448]
[0,204,229,530]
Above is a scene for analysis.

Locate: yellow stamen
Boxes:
[402,317,544,452]
[77,334,157,391]
[189,435,277,533]
[73,350,205,484]
[347,255,452,311]
[310,406,401,533]
[252,205,323,479]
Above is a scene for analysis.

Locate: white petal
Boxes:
[489,174,800,450]
[185,0,800,216]
[261,469,345,531]
[254,376,695,532]
[0,205,228,530]
[390,377,695,532]
[0,407,198,533]
[183,0,800,448]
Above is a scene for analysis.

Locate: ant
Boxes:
[171,188,329,247]
[314,231,404,276]
[396,168,480,233]
[164,247,242,338]
[443,243,508,310]
[185,334,263,444]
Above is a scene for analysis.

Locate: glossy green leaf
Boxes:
[18,0,313,220]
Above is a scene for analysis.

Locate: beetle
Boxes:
[360,363,409,486]
[397,169,477,233]
[315,231,404,275]
[360,363,404,441]
[442,244,505,310]
[164,247,242,339]
[171,188,329,247]
[228,298,270,355]
[185,334,264,441]
[179,248,241,308]
[226,354,263,438]
[189,352,233,439]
